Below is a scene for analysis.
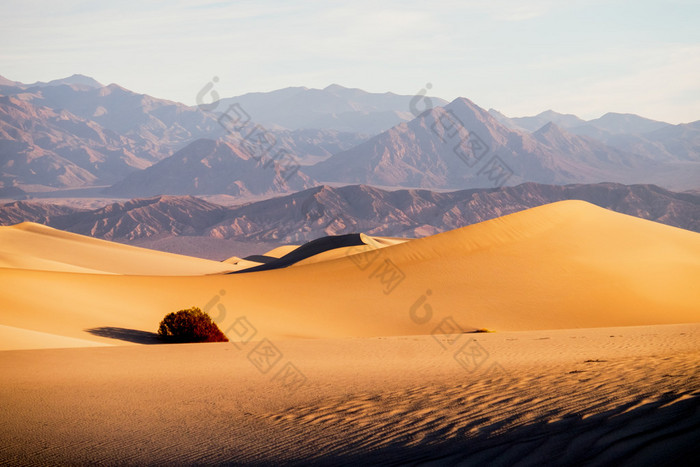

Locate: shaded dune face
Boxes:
[231,233,365,273]
[0,200,699,350]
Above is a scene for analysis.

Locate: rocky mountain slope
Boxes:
[3,183,698,244]
[105,138,317,197]
[0,77,366,193]
[215,84,448,134]
[1,75,698,196]
[308,98,660,189]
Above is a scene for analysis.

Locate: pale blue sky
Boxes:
[1,0,698,123]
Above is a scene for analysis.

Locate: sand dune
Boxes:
[231,233,367,273]
[262,244,302,258]
[0,324,109,351]
[1,201,699,350]
[291,234,410,267]
[221,245,301,269]
[0,222,237,275]
[221,256,264,271]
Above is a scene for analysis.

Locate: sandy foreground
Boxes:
[1,324,699,465]
[1,201,699,464]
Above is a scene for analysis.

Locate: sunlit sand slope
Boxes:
[0,324,109,351]
[0,201,698,349]
[0,222,236,275]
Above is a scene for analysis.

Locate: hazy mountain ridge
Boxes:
[0,199,81,225]
[489,109,587,133]
[0,77,369,193]
[0,95,154,188]
[215,83,449,134]
[3,183,698,245]
[492,108,700,165]
[0,73,103,89]
[52,195,227,240]
[308,98,661,189]
[205,182,700,242]
[0,77,225,189]
[0,81,222,156]
[1,74,698,197]
[105,138,317,197]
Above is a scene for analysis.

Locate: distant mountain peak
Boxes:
[21,74,104,89]
[105,136,316,197]
[46,74,103,88]
[449,96,480,108]
[444,97,493,122]
[488,108,508,119]
[498,109,586,133]
[0,74,103,89]
[0,75,21,87]
[95,83,129,96]
[536,109,581,120]
[534,121,562,134]
[451,97,501,118]
[587,112,670,134]
[323,83,348,91]
[599,112,635,118]
[105,82,128,91]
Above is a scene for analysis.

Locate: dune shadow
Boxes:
[231,233,364,273]
[85,327,164,344]
[307,391,700,466]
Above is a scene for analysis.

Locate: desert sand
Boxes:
[1,325,698,464]
[1,200,698,347]
[0,222,237,276]
[1,200,699,464]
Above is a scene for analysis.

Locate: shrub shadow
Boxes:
[85,327,164,345]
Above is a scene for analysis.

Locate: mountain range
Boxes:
[105,138,317,197]
[307,98,658,189]
[1,74,698,199]
[214,83,448,134]
[0,75,366,192]
[2,183,697,249]
[490,108,700,164]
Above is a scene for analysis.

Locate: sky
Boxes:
[1,0,698,123]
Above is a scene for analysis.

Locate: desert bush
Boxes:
[157,307,228,343]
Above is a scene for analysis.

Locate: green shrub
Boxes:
[157,307,228,343]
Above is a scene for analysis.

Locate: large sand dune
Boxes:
[0,222,237,275]
[1,200,699,350]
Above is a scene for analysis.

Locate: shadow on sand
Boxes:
[84,327,164,345]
